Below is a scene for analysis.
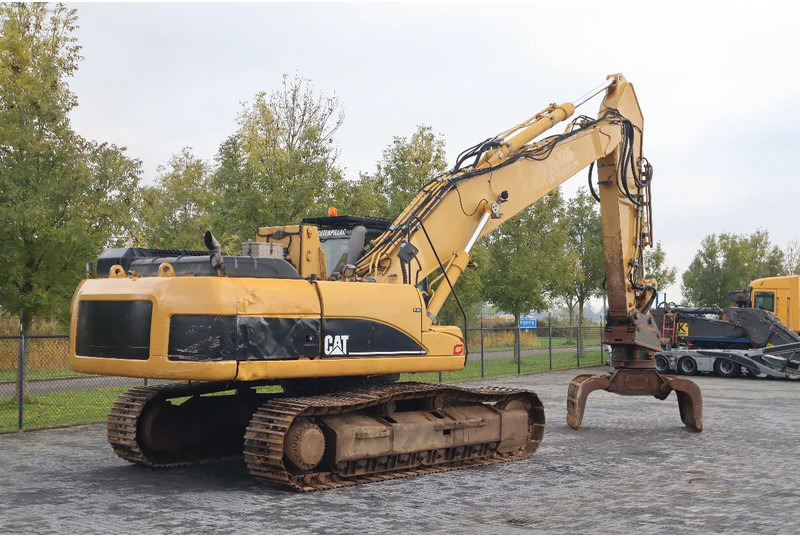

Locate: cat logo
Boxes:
[324,334,350,356]
[546,146,580,178]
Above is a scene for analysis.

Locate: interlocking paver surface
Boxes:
[1,366,798,534]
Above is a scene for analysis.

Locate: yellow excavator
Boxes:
[69,74,702,491]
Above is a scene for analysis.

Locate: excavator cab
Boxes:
[251,213,391,281]
[301,215,391,278]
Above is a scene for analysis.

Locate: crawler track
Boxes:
[243,382,545,491]
[107,381,262,467]
[108,381,545,491]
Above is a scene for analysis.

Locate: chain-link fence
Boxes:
[405,326,606,383]
[1,326,605,433]
[0,335,151,433]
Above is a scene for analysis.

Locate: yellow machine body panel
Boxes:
[69,274,464,381]
[314,280,423,344]
[255,224,328,279]
[749,275,800,333]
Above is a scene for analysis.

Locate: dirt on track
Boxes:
[1,366,799,534]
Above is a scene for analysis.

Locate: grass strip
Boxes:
[0,386,129,431]
[402,350,604,383]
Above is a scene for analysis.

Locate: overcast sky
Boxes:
[68,1,800,302]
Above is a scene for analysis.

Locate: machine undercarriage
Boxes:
[109,380,545,492]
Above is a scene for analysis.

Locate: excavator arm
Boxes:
[358,76,652,319]
[356,73,702,431]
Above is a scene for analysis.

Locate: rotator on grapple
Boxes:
[71,73,701,491]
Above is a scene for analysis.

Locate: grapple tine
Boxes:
[566,368,703,432]
[664,377,703,431]
[566,374,611,430]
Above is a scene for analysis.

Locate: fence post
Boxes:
[17,311,24,431]
[480,326,485,379]
[516,323,521,375]
[548,319,553,371]
[577,324,581,368]
[599,326,604,364]
[438,371,442,383]
[602,294,607,365]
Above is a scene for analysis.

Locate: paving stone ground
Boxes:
[1,366,798,534]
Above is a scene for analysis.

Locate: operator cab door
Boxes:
[754,287,792,327]
[776,289,791,327]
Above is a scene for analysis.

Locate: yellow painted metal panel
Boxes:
[235,355,464,381]
[314,281,423,343]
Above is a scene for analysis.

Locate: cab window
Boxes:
[754,291,775,312]
[319,236,351,277]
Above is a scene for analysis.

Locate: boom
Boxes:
[356,73,702,430]
[358,75,652,328]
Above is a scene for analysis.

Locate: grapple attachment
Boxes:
[566,311,703,432]
[566,368,703,431]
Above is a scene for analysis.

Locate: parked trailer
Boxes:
[656,342,800,379]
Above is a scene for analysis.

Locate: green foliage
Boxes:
[378,125,447,219]
[331,171,388,218]
[482,189,569,321]
[643,240,677,289]
[552,187,604,328]
[0,3,140,330]
[210,75,345,251]
[335,125,447,220]
[681,230,785,306]
[438,243,489,329]
[136,148,211,250]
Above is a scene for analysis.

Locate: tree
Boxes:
[137,148,212,250]
[376,125,447,219]
[643,241,678,289]
[331,171,389,219]
[210,75,345,251]
[681,230,785,306]
[0,4,141,399]
[783,238,800,276]
[551,188,604,355]
[437,242,489,330]
[482,190,569,362]
[335,125,448,220]
[0,3,141,329]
